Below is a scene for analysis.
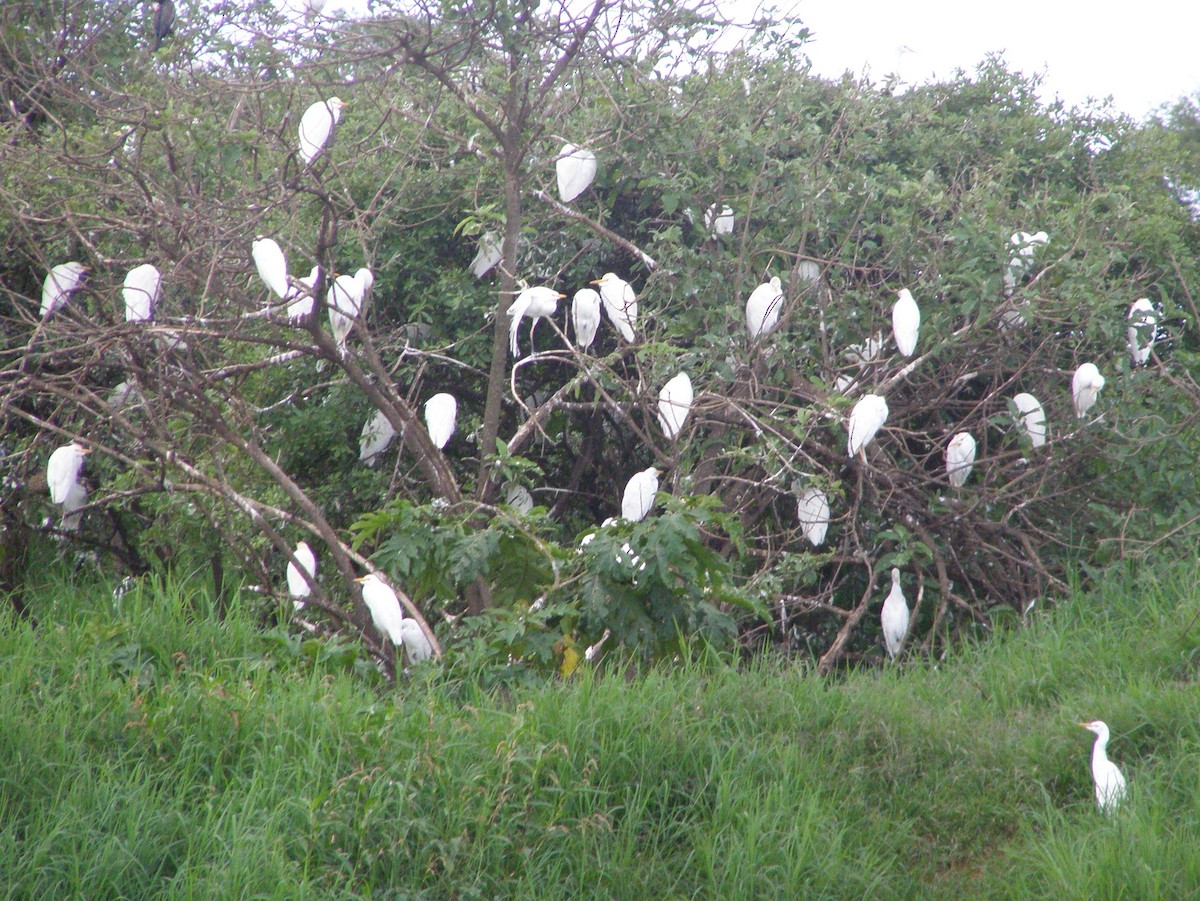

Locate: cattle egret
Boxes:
[47,442,89,505]
[656,372,693,440]
[745,276,784,339]
[299,97,345,166]
[60,481,88,531]
[796,261,821,284]
[1127,298,1157,366]
[424,393,457,449]
[40,262,87,317]
[508,285,564,357]
[398,619,434,662]
[505,484,534,514]
[846,333,884,364]
[288,266,320,321]
[1072,363,1105,419]
[621,467,660,522]
[796,487,830,547]
[892,288,920,357]
[591,273,637,342]
[302,0,327,18]
[945,432,977,488]
[123,263,161,322]
[555,143,596,203]
[286,541,317,607]
[847,394,889,457]
[152,0,175,50]
[469,231,502,278]
[705,204,734,237]
[571,287,602,350]
[355,573,404,645]
[359,409,397,466]
[328,270,370,355]
[1012,393,1047,448]
[252,237,289,299]
[1079,720,1127,814]
[880,568,910,659]
[1004,230,1049,293]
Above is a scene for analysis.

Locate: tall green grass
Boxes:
[0,560,1197,898]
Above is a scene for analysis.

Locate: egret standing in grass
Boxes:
[508,284,564,357]
[656,372,693,440]
[847,394,889,458]
[286,541,317,609]
[123,263,161,322]
[796,487,830,547]
[1079,720,1127,813]
[880,568,910,659]
[252,237,289,299]
[47,442,90,505]
[621,467,660,522]
[299,97,345,166]
[892,288,920,357]
[1012,392,1047,448]
[1072,363,1105,419]
[424,393,457,449]
[591,273,637,343]
[1127,298,1157,367]
[745,276,784,340]
[571,287,601,350]
[555,143,596,203]
[40,262,88,317]
[945,432,976,488]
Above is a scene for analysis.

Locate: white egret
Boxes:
[1004,230,1049,293]
[469,231,502,278]
[60,481,88,532]
[355,573,404,646]
[286,541,317,607]
[505,484,534,514]
[846,332,884,364]
[1012,392,1047,448]
[252,237,289,299]
[302,0,327,18]
[880,568,910,659]
[327,270,370,355]
[656,372,693,440]
[288,266,320,322]
[705,204,734,237]
[1072,363,1105,419]
[40,262,87,317]
[123,263,161,322]
[1127,298,1157,366]
[1079,720,1127,814]
[571,287,602,350]
[555,143,596,203]
[945,432,977,488]
[508,285,564,357]
[796,261,821,284]
[358,409,397,466]
[398,619,434,663]
[847,394,889,458]
[299,97,345,166]
[745,276,784,340]
[424,393,457,449]
[621,467,660,522]
[892,288,920,357]
[47,442,89,505]
[796,487,830,547]
[591,273,637,342]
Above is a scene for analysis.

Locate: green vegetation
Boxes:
[2,558,1196,898]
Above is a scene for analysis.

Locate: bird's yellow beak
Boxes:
[79,447,92,455]
[589,278,602,286]
[558,293,567,299]
[1076,721,1092,728]
[354,575,367,583]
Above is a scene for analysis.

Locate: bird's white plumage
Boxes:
[327,270,370,355]
[705,204,734,237]
[880,567,909,659]
[796,487,830,547]
[288,266,320,321]
[846,332,884,364]
[745,276,784,339]
[621,467,660,523]
[424,393,457,449]
[1012,392,1047,448]
[571,287,602,350]
[508,285,562,357]
[358,409,397,465]
[892,288,920,357]
[286,541,317,604]
[1004,229,1049,290]
[847,394,888,457]
[555,143,596,203]
[356,573,404,645]
[1079,720,1127,814]
[1127,298,1157,366]
[47,442,89,505]
[122,263,161,322]
[40,262,87,317]
[945,432,977,488]
[302,0,326,18]
[592,273,637,342]
[252,237,289,299]
[656,372,693,440]
[398,619,433,662]
[299,97,345,166]
[60,481,88,531]
[1072,363,1105,419]
[505,484,534,514]
[469,231,502,278]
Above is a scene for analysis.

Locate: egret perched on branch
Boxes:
[847,394,888,458]
[508,284,564,357]
[298,97,345,166]
[945,432,976,487]
[892,288,920,357]
[47,442,90,505]
[796,487,830,547]
[60,481,88,532]
[555,143,596,203]
[591,273,637,342]
[745,276,784,340]
[398,620,434,662]
[424,393,457,449]
[288,266,320,322]
[252,237,289,299]
[152,0,175,51]
[571,287,601,350]
[302,0,327,19]
[358,409,396,466]
[656,372,693,440]
[469,231,502,278]
[1072,363,1105,419]
[1012,393,1047,448]
[1127,298,1157,366]
[1004,229,1049,293]
[286,541,317,608]
[705,204,734,237]
[40,262,87,317]
[123,263,161,322]
[621,467,660,522]
[846,332,884,364]
[327,269,371,355]
[1079,720,1127,813]
[880,568,910,659]
[355,573,404,646]
[505,484,534,514]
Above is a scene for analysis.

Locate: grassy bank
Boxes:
[1,562,1197,898]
